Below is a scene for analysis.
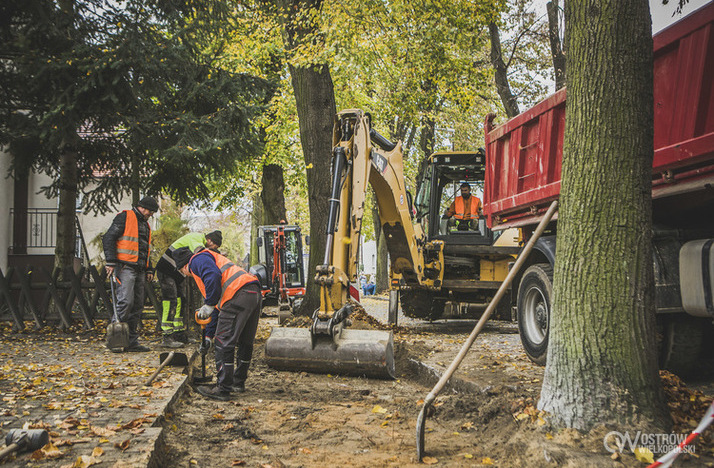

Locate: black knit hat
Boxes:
[205,230,223,247]
[137,196,159,212]
[173,247,193,270]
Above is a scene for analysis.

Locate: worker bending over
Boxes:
[155,230,223,348]
[173,247,262,401]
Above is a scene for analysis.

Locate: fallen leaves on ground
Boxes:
[30,442,64,460]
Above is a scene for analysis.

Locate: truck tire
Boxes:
[401,290,445,320]
[388,290,399,326]
[517,263,553,366]
[659,315,708,378]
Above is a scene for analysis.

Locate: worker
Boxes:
[102,196,158,352]
[443,182,481,231]
[155,230,223,348]
[173,246,262,401]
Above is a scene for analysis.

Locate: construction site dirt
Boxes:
[158,296,714,468]
[1,295,712,467]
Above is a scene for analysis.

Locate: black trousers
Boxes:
[214,283,262,391]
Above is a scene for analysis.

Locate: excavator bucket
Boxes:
[265,327,396,379]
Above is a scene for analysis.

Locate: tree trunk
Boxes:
[250,190,263,267]
[271,0,336,316]
[289,62,335,315]
[489,22,520,119]
[260,163,287,225]
[547,1,566,90]
[538,0,669,431]
[131,152,140,206]
[54,148,78,272]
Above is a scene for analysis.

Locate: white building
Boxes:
[0,150,134,273]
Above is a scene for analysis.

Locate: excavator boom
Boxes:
[265,110,432,379]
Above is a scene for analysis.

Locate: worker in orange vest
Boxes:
[174,246,262,401]
[102,196,158,352]
[443,182,481,231]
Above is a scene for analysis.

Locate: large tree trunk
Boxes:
[489,22,520,119]
[250,190,263,267]
[289,63,335,315]
[54,148,78,272]
[272,0,335,316]
[260,163,287,225]
[547,1,566,90]
[538,0,669,431]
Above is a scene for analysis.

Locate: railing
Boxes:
[9,208,85,262]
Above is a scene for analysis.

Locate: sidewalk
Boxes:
[0,320,194,467]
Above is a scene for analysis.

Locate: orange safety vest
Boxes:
[116,210,151,267]
[454,196,480,220]
[190,250,258,308]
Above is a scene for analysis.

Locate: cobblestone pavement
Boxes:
[0,320,193,467]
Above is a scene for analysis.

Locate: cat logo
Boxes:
[371,152,388,174]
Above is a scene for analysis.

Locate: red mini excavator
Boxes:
[251,223,307,323]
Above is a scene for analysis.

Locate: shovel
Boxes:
[416,201,558,461]
[144,351,189,387]
[0,429,49,461]
[106,272,129,351]
[194,311,213,384]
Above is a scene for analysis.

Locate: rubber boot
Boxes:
[232,360,250,393]
[160,300,174,336]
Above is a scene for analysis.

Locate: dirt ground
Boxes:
[159,299,714,468]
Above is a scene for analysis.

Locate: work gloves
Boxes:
[197,304,215,319]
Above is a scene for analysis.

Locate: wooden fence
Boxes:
[0,266,202,333]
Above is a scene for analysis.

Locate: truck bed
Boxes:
[484,2,714,230]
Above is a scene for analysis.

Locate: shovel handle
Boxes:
[0,443,19,461]
[195,311,212,328]
[144,351,175,387]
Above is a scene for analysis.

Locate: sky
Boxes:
[531,0,712,34]
[650,0,713,33]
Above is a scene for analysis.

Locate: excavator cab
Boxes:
[415,150,495,243]
[254,225,306,310]
[402,150,518,322]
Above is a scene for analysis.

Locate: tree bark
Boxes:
[538,0,669,431]
[260,163,287,225]
[54,147,78,272]
[271,0,336,316]
[250,190,263,267]
[489,22,520,119]
[288,62,335,315]
[547,1,566,90]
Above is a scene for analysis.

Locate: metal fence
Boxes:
[9,208,87,263]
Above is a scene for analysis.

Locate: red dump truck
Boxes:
[484,3,714,374]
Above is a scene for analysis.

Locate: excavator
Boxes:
[252,223,307,323]
[265,109,519,379]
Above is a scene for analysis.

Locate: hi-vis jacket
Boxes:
[188,249,259,308]
[103,208,153,270]
[453,196,481,220]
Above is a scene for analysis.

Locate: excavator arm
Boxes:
[265,109,442,379]
[316,109,443,318]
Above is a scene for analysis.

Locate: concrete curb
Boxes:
[145,349,199,467]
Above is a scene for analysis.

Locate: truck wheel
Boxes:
[388,290,399,326]
[659,315,707,378]
[401,290,445,320]
[517,263,553,366]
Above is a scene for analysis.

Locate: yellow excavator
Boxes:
[265,109,518,379]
